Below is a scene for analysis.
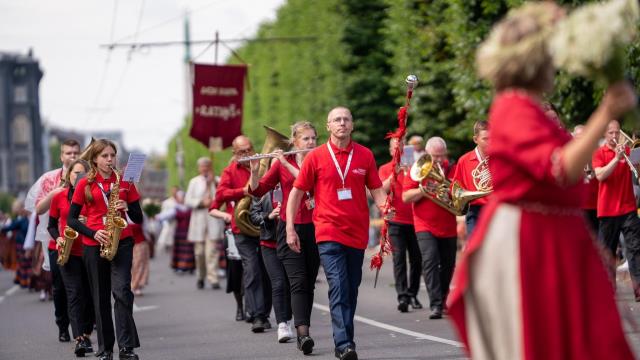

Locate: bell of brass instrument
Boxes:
[234,126,291,237]
[57,226,79,266]
[410,154,490,216]
[100,167,127,261]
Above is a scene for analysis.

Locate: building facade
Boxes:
[0,50,44,196]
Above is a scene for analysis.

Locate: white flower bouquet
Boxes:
[550,0,639,83]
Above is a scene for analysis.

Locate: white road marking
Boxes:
[0,285,20,304]
[133,303,159,313]
[313,303,464,348]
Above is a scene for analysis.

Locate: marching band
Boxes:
[8,3,640,360]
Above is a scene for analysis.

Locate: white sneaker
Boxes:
[277,321,293,343]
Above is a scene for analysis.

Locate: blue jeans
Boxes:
[465,205,483,238]
[318,241,364,351]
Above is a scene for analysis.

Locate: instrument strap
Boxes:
[327,142,354,188]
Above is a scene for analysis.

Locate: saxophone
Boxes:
[57,226,78,266]
[100,167,128,261]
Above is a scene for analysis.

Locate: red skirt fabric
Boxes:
[448,201,634,359]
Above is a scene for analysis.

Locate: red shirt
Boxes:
[214,161,251,234]
[249,156,313,224]
[592,145,636,217]
[451,148,490,206]
[378,162,413,225]
[402,162,457,237]
[293,140,382,250]
[49,188,85,257]
[582,175,599,210]
[72,173,141,246]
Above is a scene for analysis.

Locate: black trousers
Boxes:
[276,221,320,328]
[59,254,94,338]
[235,234,270,319]
[584,209,599,236]
[599,212,640,283]
[48,250,69,331]
[416,232,457,310]
[388,222,422,302]
[84,238,139,353]
[261,245,292,324]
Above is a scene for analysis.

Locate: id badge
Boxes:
[305,197,315,210]
[337,188,352,201]
[102,216,107,225]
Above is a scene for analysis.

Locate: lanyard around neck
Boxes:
[327,142,354,187]
[96,182,112,207]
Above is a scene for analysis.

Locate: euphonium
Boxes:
[410,154,491,216]
[57,226,78,266]
[100,167,127,261]
[234,126,291,237]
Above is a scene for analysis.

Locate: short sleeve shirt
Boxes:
[592,145,636,217]
[72,172,141,246]
[293,140,382,249]
[49,188,85,257]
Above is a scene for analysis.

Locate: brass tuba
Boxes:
[410,154,490,216]
[234,126,290,237]
[100,167,128,261]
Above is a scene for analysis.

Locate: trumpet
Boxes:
[237,149,312,162]
[613,137,639,179]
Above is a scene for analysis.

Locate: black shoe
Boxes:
[82,337,93,354]
[397,299,409,313]
[236,307,246,321]
[245,313,254,323]
[409,296,423,309]
[74,339,86,357]
[297,335,314,355]
[96,351,113,360]
[196,279,204,289]
[264,318,272,330]
[59,328,71,342]
[118,347,139,360]
[429,307,443,319]
[211,282,221,290]
[251,317,266,333]
[334,347,358,360]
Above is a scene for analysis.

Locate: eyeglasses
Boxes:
[235,148,254,155]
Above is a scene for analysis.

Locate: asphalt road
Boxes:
[1,248,639,360]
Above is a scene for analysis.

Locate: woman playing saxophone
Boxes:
[47,159,95,357]
[67,139,143,360]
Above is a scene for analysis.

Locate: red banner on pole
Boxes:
[190,64,247,149]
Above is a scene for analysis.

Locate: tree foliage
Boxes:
[168,0,640,182]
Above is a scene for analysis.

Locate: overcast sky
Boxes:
[1,0,284,155]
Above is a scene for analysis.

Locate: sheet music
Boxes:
[123,153,147,182]
[631,148,640,165]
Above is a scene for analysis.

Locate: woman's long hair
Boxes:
[64,159,90,201]
[83,139,118,203]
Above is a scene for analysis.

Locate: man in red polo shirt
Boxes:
[402,136,457,320]
[593,120,640,297]
[286,106,386,360]
[213,135,272,332]
[379,138,422,313]
[451,120,491,237]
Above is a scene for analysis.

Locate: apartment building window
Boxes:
[12,114,30,145]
